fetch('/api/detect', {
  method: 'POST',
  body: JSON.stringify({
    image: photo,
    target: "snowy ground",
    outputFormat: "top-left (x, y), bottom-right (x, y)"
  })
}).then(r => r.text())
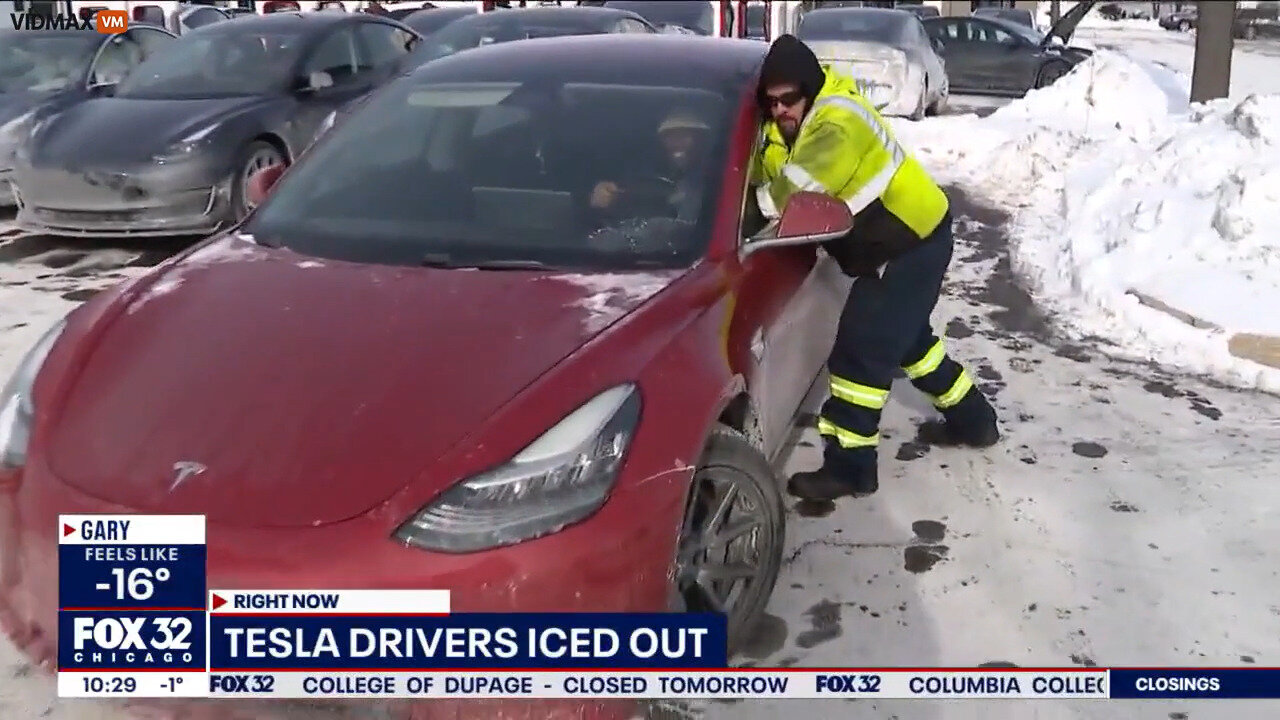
top-left (899, 32), bottom-right (1280, 394)
top-left (3, 14), bottom-right (1280, 720)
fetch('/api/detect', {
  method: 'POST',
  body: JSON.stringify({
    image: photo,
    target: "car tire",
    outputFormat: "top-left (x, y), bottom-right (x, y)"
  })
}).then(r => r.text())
top-left (231, 140), bottom-right (288, 222)
top-left (1244, 25), bottom-right (1257, 41)
top-left (673, 424), bottom-right (785, 656)
top-left (1178, 20), bottom-right (1191, 32)
top-left (909, 84), bottom-right (927, 121)
top-left (1035, 61), bottom-right (1071, 89)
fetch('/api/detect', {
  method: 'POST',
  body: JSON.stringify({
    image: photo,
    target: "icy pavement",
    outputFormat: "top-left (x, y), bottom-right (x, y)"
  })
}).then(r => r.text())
top-left (2, 188), bottom-right (1279, 719)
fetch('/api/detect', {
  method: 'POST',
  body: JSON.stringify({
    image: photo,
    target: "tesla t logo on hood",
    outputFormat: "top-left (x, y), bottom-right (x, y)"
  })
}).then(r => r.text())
top-left (169, 461), bottom-right (207, 492)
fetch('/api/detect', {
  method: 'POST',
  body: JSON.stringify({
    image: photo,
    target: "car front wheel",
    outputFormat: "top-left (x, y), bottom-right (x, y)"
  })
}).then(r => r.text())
top-left (672, 425), bottom-right (785, 655)
top-left (232, 140), bottom-right (287, 221)
top-left (1035, 61), bottom-right (1071, 89)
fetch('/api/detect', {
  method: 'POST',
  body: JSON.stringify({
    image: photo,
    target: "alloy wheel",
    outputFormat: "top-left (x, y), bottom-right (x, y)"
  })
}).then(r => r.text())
top-left (239, 146), bottom-right (285, 216)
top-left (673, 464), bottom-right (779, 623)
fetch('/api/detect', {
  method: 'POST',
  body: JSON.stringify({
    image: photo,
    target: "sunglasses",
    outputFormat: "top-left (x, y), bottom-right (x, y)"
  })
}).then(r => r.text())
top-left (764, 90), bottom-right (805, 109)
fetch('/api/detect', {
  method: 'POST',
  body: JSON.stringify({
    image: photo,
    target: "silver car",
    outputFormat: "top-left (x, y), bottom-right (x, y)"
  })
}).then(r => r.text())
top-left (796, 6), bottom-right (948, 120)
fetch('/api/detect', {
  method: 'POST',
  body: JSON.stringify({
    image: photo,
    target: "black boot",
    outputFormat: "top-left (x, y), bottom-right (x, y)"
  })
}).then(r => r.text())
top-left (941, 389), bottom-right (1000, 448)
top-left (788, 461), bottom-right (878, 501)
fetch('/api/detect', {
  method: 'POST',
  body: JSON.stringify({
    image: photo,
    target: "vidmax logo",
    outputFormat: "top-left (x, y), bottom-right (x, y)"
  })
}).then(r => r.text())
top-left (95, 9), bottom-right (128, 34)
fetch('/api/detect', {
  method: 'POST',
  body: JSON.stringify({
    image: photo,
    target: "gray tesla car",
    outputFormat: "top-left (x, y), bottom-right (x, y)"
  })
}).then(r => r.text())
top-left (0, 25), bottom-right (177, 207)
top-left (11, 11), bottom-right (421, 238)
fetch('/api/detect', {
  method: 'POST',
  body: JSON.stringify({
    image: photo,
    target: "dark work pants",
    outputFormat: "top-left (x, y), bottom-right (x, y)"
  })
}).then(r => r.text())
top-left (818, 213), bottom-right (979, 477)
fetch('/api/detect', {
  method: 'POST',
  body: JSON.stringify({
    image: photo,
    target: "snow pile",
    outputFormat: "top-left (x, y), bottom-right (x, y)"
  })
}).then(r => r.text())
top-left (893, 50), bottom-right (1280, 393)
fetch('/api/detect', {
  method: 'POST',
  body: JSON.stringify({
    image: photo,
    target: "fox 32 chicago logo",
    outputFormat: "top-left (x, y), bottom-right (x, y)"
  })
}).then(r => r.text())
top-left (9, 8), bottom-right (128, 34)
top-left (70, 616), bottom-right (196, 666)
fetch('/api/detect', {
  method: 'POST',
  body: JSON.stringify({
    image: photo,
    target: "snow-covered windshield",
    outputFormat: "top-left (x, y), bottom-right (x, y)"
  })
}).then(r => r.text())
top-left (603, 1), bottom-right (714, 35)
top-left (0, 32), bottom-right (100, 93)
top-left (797, 10), bottom-right (911, 44)
top-left (246, 73), bottom-right (734, 270)
top-left (115, 29), bottom-right (304, 99)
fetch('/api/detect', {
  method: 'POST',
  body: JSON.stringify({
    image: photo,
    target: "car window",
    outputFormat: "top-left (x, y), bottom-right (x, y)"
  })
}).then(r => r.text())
top-left (128, 26), bottom-right (175, 57)
top-left (928, 18), bottom-right (966, 42)
top-left (115, 29), bottom-right (305, 98)
top-left (971, 21), bottom-right (1015, 44)
top-left (301, 27), bottom-right (359, 83)
top-left (0, 32), bottom-right (101, 92)
top-left (355, 22), bottom-right (414, 70)
top-left (246, 76), bottom-right (735, 270)
top-left (797, 10), bottom-right (911, 43)
top-left (618, 18), bottom-right (653, 33)
top-left (183, 7), bottom-right (228, 30)
top-left (603, 1), bottom-right (716, 35)
top-left (90, 33), bottom-right (145, 86)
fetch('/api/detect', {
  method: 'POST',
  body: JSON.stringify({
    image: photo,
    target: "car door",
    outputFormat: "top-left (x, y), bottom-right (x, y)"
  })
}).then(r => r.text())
top-left (127, 24), bottom-right (178, 60)
top-left (975, 20), bottom-right (1043, 94)
top-left (286, 25), bottom-right (377, 153)
top-left (354, 19), bottom-right (419, 79)
top-left (86, 31), bottom-right (148, 89)
top-left (924, 18), bottom-right (975, 92)
top-left (731, 130), bottom-right (847, 458)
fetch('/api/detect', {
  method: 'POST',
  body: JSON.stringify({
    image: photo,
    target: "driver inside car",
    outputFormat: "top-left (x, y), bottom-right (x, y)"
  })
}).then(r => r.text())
top-left (588, 107), bottom-right (711, 223)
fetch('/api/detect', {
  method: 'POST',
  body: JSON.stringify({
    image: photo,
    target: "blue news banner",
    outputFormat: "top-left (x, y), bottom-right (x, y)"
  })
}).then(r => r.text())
top-left (53, 514), bottom-right (1280, 701)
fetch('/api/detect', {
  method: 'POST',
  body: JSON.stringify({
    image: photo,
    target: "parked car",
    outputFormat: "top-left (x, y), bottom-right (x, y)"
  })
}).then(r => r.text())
top-left (1158, 6), bottom-right (1197, 32)
top-left (924, 0), bottom-right (1096, 97)
top-left (0, 37), bottom-right (856, 717)
top-left (10, 11), bottom-right (422, 238)
top-left (401, 5), bottom-right (478, 36)
top-left (0, 25), bottom-right (177, 208)
top-left (602, 0), bottom-right (718, 35)
top-left (972, 6), bottom-right (1039, 32)
top-left (125, 3), bottom-right (235, 34)
top-left (1097, 1), bottom-right (1151, 21)
top-left (403, 6), bottom-right (657, 67)
top-left (1234, 6), bottom-right (1280, 41)
top-left (898, 4), bottom-right (940, 20)
top-left (795, 7), bottom-right (948, 119)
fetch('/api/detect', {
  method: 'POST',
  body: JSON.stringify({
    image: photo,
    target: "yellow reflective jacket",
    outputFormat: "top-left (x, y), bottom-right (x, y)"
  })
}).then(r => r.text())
top-left (752, 67), bottom-right (949, 266)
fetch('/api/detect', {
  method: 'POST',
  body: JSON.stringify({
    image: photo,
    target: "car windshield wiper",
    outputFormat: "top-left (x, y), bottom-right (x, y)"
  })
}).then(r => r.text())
top-left (420, 253), bottom-right (552, 270)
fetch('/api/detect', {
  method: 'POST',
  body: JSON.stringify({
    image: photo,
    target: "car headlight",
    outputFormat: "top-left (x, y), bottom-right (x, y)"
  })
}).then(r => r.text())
top-left (394, 383), bottom-right (642, 553)
top-left (156, 125), bottom-right (217, 160)
top-left (0, 318), bottom-right (66, 470)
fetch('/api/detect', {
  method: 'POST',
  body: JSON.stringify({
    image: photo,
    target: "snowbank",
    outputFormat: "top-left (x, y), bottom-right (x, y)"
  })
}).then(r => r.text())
top-left (893, 50), bottom-right (1280, 393)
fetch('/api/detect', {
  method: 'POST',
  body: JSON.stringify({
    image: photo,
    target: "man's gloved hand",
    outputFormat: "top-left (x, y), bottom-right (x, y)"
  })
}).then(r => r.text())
top-left (590, 181), bottom-right (623, 210)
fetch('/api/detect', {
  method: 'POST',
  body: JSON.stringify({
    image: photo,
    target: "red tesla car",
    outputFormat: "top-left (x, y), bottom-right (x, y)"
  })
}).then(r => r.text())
top-left (0, 35), bottom-right (855, 718)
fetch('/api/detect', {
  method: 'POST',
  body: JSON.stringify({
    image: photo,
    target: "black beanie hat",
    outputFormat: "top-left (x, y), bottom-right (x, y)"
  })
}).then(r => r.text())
top-left (757, 34), bottom-right (826, 115)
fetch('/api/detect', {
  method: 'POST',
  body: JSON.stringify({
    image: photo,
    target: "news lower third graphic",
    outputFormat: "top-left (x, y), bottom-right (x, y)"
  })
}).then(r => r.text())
top-left (54, 514), bottom-right (1280, 701)
top-left (57, 514), bottom-right (207, 698)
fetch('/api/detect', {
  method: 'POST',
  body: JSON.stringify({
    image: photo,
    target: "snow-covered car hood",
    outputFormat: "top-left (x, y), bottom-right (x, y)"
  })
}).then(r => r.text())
top-left (42, 235), bottom-right (683, 528)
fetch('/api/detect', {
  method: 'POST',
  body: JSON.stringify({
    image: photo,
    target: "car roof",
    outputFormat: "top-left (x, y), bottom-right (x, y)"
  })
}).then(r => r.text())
top-left (408, 33), bottom-right (765, 88)
top-left (804, 6), bottom-right (913, 17)
top-left (450, 6), bottom-right (647, 23)
top-left (192, 10), bottom-right (387, 34)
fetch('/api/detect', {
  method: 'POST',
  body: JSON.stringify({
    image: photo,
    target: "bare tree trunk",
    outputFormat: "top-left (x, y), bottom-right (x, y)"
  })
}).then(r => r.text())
top-left (1050, 0), bottom-right (1061, 25)
top-left (1190, 0), bottom-right (1235, 103)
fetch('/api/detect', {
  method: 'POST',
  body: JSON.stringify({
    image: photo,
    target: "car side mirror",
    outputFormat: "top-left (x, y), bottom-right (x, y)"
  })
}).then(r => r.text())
top-left (742, 191), bottom-right (854, 258)
top-left (297, 70), bottom-right (335, 95)
top-left (246, 164), bottom-right (287, 208)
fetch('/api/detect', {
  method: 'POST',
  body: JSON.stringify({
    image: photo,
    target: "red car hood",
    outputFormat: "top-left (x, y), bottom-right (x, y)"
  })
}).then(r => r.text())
top-left (47, 237), bottom-right (682, 528)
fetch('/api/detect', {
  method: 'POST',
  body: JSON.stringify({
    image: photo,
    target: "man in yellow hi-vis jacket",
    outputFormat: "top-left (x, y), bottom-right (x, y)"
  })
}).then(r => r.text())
top-left (753, 35), bottom-right (1000, 501)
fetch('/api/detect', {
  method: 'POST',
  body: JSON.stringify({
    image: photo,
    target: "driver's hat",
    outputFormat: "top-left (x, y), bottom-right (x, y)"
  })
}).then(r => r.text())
top-left (659, 108), bottom-right (711, 135)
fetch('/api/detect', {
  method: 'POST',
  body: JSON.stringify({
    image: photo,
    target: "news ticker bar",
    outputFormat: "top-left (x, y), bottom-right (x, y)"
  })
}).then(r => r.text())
top-left (56, 669), bottom-right (1280, 700)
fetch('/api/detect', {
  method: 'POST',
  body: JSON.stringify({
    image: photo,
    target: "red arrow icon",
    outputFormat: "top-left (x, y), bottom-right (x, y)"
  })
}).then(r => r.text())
top-left (63, 523), bottom-right (75, 537)
top-left (210, 593), bottom-right (226, 611)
